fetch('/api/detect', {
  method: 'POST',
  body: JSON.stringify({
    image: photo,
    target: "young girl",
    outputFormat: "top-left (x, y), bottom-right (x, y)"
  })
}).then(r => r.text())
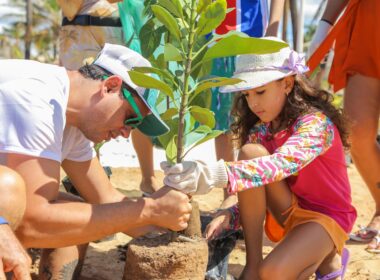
top-left (161, 37), bottom-right (357, 280)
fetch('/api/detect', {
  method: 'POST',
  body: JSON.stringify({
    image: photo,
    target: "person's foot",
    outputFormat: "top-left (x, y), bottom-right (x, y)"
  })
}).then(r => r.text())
top-left (366, 213), bottom-right (380, 252)
top-left (140, 176), bottom-right (160, 195)
top-left (316, 250), bottom-right (342, 277)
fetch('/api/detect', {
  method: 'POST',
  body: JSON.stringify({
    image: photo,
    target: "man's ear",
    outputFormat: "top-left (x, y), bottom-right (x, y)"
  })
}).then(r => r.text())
top-left (103, 75), bottom-right (123, 95)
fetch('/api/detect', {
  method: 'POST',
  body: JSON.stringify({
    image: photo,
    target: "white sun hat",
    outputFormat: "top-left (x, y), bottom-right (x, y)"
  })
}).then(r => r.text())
top-left (93, 43), bottom-right (169, 137)
top-left (219, 37), bottom-right (309, 93)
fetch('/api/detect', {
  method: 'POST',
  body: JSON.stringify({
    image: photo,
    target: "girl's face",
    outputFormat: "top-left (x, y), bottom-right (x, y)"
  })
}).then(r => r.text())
top-left (241, 77), bottom-right (294, 125)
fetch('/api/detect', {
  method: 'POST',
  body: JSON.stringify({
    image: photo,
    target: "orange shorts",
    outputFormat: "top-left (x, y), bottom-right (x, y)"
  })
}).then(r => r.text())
top-left (264, 197), bottom-right (348, 255)
top-left (308, 0), bottom-right (380, 92)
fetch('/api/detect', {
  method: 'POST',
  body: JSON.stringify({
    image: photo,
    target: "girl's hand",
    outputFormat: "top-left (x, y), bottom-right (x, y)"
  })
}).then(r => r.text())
top-left (204, 209), bottom-right (232, 240)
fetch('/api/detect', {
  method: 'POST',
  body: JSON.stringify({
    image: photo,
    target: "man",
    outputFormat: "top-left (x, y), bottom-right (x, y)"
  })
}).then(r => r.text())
top-left (0, 43), bottom-right (192, 278)
top-left (0, 166), bottom-right (31, 280)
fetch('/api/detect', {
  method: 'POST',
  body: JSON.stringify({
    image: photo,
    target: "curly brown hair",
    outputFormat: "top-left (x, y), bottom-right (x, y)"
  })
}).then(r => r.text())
top-left (230, 75), bottom-right (350, 149)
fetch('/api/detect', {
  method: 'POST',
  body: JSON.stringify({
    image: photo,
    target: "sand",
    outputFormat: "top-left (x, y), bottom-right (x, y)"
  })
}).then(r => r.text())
top-left (30, 164), bottom-right (379, 279)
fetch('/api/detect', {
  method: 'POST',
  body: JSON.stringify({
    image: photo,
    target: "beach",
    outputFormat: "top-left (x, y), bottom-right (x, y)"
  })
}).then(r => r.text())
top-left (30, 139), bottom-right (378, 280)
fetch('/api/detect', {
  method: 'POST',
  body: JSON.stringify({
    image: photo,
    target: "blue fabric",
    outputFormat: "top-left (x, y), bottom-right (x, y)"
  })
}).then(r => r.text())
top-left (201, 215), bottom-right (241, 280)
top-left (0, 216), bottom-right (9, 225)
top-left (241, 0), bottom-right (264, 37)
top-left (211, 0), bottom-right (266, 131)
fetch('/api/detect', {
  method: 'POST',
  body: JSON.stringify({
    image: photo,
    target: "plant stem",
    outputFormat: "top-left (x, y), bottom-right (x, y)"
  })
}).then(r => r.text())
top-left (176, 0), bottom-right (197, 163)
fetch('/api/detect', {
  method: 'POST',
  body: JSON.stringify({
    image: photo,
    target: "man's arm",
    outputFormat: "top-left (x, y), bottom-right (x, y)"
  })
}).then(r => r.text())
top-left (265, 0), bottom-right (286, 37)
top-left (6, 154), bottom-right (191, 248)
top-left (62, 157), bottom-right (164, 237)
top-left (320, 0), bottom-right (349, 24)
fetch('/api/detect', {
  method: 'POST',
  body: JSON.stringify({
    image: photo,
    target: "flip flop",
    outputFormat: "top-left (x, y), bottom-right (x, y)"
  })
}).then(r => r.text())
top-left (349, 225), bottom-right (378, 242)
top-left (365, 235), bottom-right (380, 254)
top-left (316, 248), bottom-right (350, 280)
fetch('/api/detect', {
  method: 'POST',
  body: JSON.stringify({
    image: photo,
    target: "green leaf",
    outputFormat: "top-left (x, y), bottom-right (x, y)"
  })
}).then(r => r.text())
top-left (194, 130), bottom-right (223, 146)
top-left (193, 125), bottom-right (212, 134)
top-left (189, 106), bottom-right (215, 128)
top-left (128, 70), bottom-right (174, 100)
top-left (158, 0), bottom-right (183, 18)
top-left (194, 77), bottom-right (242, 95)
top-left (151, 5), bottom-right (181, 40)
top-left (196, 0), bottom-right (212, 13)
top-left (156, 53), bottom-right (166, 69)
top-left (133, 66), bottom-right (175, 85)
top-left (226, 7), bottom-right (235, 14)
top-left (164, 43), bottom-right (183, 61)
top-left (183, 126), bottom-right (223, 156)
top-left (196, 0), bottom-right (227, 36)
top-left (160, 107), bottom-right (178, 120)
top-left (139, 19), bottom-right (162, 58)
top-left (203, 35), bottom-right (288, 62)
top-left (156, 118), bottom-right (179, 148)
top-left (189, 88), bottom-right (212, 108)
top-left (165, 134), bottom-right (177, 163)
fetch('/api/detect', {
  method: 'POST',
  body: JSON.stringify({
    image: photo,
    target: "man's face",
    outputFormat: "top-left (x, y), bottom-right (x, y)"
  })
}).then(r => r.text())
top-left (79, 77), bottom-right (150, 143)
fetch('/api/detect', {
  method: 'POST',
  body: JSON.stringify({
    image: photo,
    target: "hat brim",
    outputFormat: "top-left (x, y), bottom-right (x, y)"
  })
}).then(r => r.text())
top-left (137, 96), bottom-right (170, 137)
top-left (219, 69), bottom-right (295, 93)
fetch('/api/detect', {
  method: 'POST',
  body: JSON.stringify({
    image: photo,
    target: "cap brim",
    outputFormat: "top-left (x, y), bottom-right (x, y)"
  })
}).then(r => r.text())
top-left (137, 112), bottom-right (169, 137)
top-left (136, 95), bottom-right (169, 137)
top-left (219, 70), bottom-right (295, 93)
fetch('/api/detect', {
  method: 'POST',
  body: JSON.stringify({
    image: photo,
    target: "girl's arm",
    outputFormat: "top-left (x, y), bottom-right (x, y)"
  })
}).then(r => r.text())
top-left (225, 112), bottom-right (335, 195)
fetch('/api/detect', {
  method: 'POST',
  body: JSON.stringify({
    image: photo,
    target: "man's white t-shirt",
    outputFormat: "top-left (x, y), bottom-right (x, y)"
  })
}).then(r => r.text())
top-left (0, 59), bottom-right (95, 162)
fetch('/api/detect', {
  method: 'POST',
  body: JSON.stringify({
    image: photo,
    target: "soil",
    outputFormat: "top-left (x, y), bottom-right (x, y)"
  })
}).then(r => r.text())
top-left (30, 165), bottom-right (380, 280)
top-left (124, 234), bottom-right (208, 280)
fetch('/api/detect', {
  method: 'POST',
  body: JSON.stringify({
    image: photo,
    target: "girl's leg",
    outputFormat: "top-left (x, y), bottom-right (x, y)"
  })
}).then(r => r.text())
top-left (237, 144), bottom-right (287, 280)
top-left (237, 144), bottom-right (267, 279)
top-left (344, 74), bottom-right (380, 247)
top-left (259, 222), bottom-right (337, 280)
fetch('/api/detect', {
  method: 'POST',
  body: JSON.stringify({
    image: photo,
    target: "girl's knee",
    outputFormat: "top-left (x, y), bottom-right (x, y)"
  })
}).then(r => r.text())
top-left (238, 144), bottom-right (269, 160)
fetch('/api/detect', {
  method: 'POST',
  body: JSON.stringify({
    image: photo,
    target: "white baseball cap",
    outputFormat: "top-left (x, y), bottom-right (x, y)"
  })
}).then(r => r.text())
top-left (220, 37), bottom-right (309, 93)
top-left (93, 43), bottom-right (169, 137)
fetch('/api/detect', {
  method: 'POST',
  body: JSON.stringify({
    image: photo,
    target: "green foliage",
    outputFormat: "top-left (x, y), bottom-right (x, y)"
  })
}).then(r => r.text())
top-left (131, 0), bottom-right (288, 163)
top-left (0, 0), bottom-right (61, 61)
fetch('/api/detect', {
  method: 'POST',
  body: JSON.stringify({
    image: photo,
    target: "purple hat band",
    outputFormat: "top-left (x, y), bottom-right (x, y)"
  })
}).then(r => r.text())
top-left (234, 50), bottom-right (309, 75)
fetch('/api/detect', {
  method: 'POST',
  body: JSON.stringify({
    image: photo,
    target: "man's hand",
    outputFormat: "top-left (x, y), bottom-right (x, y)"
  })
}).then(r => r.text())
top-left (160, 160), bottom-right (228, 195)
top-left (0, 225), bottom-right (31, 280)
top-left (145, 187), bottom-right (192, 231)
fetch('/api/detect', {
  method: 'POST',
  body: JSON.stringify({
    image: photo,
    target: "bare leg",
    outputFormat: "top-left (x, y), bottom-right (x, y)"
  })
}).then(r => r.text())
top-left (0, 165), bottom-right (26, 230)
top-left (39, 244), bottom-right (88, 280)
top-left (131, 129), bottom-right (159, 194)
top-left (39, 192), bottom-right (89, 280)
top-left (236, 144), bottom-right (288, 280)
top-left (259, 223), bottom-right (337, 280)
top-left (344, 74), bottom-right (380, 249)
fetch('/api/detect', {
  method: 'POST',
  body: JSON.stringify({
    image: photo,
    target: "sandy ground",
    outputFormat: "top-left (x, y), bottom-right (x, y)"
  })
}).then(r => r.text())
top-left (30, 164), bottom-right (380, 279)
top-left (80, 165), bottom-right (379, 280)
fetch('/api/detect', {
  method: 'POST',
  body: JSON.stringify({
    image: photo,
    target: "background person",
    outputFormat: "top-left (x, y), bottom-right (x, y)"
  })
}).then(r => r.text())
top-left (307, 0), bottom-right (380, 253)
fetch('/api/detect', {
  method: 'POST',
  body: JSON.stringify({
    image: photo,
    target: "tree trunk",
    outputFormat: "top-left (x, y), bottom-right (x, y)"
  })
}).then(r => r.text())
top-left (25, 0), bottom-right (33, 59)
